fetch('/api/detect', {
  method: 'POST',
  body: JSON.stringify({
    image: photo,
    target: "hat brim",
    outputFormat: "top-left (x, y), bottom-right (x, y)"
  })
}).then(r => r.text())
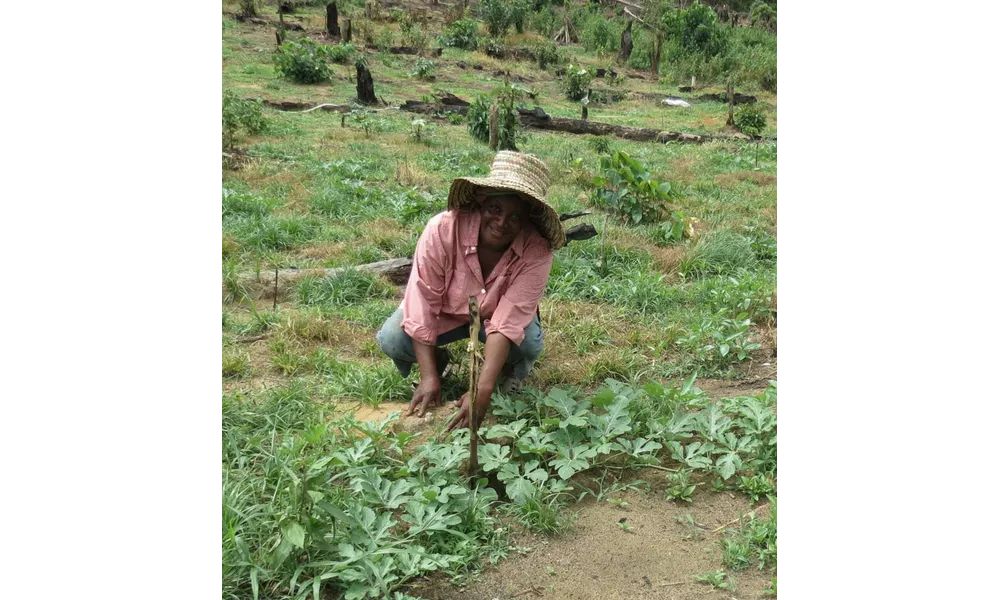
top-left (448, 177), bottom-right (566, 250)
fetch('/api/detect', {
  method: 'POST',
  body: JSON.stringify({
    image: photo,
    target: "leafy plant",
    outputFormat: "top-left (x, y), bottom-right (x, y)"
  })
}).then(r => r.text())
top-left (591, 151), bottom-right (679, 226)
top-left (275, 38), bottom-right (333, 83)
top-left (509, 0), bottom-right (530, 33)
top-left (534, 40), bottom-right (560, 70)
top-left (563, 63), bottom-right (594, 101)
top-left (734, 103), bottom-right (767, 166)
top-left (665, 468), bottom-right (696, 502)
top-left (579, 11), bottom-right (620, 55)
top-left (531, 5), bottom-right (558, 36)
top-left (240, 0), bottom-right (257, 18)
top-left (674, 310), bottom-right (761, 373)
top-left (749, 1), bottom-right (777, 32)
top-left (438, 18), bottom-right (479, 50)
top-left (326, 42), bottom-right (357, 64)
top-left (694, 569), bottom-right (732, 590)
top-left (479, 0), bottom-right (511, 36)
top-left (409, 118), bottom-right (432, 144)
top-left (465, 81), bottom-right (529, 151)
top-left (347, 106), bottom-right (386, 138)
top-left (410, 58), bottom-right (435, 80)
top-left (222, 90), bottom-right (266, 150)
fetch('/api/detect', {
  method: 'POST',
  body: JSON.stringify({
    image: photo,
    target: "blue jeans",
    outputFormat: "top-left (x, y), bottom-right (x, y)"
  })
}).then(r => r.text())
top-left (376, 306), bottom-right (543, 381)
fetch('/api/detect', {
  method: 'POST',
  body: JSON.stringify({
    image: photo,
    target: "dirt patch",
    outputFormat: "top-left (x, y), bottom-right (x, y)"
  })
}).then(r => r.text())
top-left (412, 484), bottom-right (774, 600)
top-left (667, 157), bottom-right (699, 186)
top-left (713, 171), bottom-right (777, 189)
top-left (648, 245), bottom-right (686, 274)
top-left (292, 241), bottom-right (349, 262)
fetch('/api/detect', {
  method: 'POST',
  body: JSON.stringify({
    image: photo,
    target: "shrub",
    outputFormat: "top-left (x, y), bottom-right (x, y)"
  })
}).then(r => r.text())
top-left (439, 18), bottom-right (479, 49)
top-left (509, 0), bottom-right (531, 34)
top-left (591, 150), bottom-right (680, 226)
top-left (534, 40), bottom-right (560, 70)
top-left (479, 0), bottom-right (511, 37)
top-left (661, 1), bottom-right (729, 59)
top-left (563, 63), bottom-right (594, 101)
top-left (531, 6), bottom-right (558, 36)
top-left (466, 81), bottom-right (525, 151)
top-left (239, 0), bottom-right (257, 18)
top-left (734, 103), bottom-right (767, 138)
top-left (401, 23), bottom-right (430, 53)
top-left (275, 38), bottom-right (332, 83)
top-left (749, 1), bottom-right (777, 32)
top-left (580, 12), bottom-right (621, 55)
top-left (410, 58), bottom-right (435, 80)
top-left (222, 90), bottom-right (266, 149)
top-left (326, 42), bottom-right (357, 64)
top-left (483, 37), bottom-right (505, 58)
top-left (467, 95), bottom-right (492, 144)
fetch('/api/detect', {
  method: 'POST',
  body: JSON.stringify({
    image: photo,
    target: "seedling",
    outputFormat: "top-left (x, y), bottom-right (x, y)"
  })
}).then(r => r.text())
top-left (694, 569), bottom-right (731, 590)
top-left (617, 518), bottom-right (634, 533)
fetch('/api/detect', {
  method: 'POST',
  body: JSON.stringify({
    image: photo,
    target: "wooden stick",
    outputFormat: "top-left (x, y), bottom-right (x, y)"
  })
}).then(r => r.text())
top-left (711, 502), bottom-right (772, 533)
top-left (467, 296), bottom-right (481, 478)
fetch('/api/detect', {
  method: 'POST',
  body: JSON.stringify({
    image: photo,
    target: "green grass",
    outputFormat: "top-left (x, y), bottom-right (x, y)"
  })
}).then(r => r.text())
top-left (222, 8), bottom-right (777, 596)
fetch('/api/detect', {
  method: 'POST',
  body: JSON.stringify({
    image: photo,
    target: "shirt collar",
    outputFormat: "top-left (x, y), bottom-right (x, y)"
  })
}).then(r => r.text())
top-left (459, 209), bottom-right (531, 257)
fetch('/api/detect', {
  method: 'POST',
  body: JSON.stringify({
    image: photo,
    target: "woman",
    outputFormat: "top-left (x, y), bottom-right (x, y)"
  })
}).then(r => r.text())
top-left (376, 151), bottom-right (566, 432)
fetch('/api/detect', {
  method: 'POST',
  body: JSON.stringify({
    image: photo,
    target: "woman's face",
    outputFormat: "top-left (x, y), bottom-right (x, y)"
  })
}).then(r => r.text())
top-left (479, 193), bottom-right (528, 250)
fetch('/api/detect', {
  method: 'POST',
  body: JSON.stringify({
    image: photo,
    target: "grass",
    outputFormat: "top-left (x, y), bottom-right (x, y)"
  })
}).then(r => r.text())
top-left (222, 5), bottom-right (777, 597)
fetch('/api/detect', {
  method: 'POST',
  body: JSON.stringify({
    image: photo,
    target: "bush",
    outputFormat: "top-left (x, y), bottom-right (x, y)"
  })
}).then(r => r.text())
top-left (483, 37), bottom-right (505, 58)
top-left (591, 151), bottom-right (680, 226)
top-left (479, 0), bottom-right (511, 37)
top-left (275, 38), bottom-right (332, 83)
top-left (580, 12), bottom-right (621, 55)
top-left (509, 0), bottom-right (531, 34)
top-left (439, 18), bottom-right (479, 49)
top-left (222, 90), bottom-right (266, 149)
top-left (726, 26), bottom-right (776, 92)
top-left (534, 40), bottom-right (560, 70)
top-left (401, 23), bottom-right (430, 53)
top-left (734, 103), bottom-right (767, 138)
top-left (239, 0), bottom-right (257, 18)
top-left (326, 42), bottom-right (357, 64)
top-left (749, 1), bottom-right (777, 32)
top-left (531, 6), bottom-right (558, 36)
top-left (410, 58), bottom-right (435, 80)
top-left (563, 63), bottom-right (594, 101)
top-left (467, 95), bottom-right (491, 144)
top-left (661, 1), bottom-right (729, 59)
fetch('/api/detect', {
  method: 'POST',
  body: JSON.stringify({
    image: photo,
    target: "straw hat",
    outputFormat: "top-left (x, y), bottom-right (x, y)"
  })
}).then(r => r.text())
top-left (447, 151), bottom-right (566, 250)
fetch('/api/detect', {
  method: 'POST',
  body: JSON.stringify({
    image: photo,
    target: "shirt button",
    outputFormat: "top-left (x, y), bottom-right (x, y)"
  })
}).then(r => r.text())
top-left (475, 269), bottom-right (480, 273)
top-left (471, 246), bottom-right (477, 251)
top-left (481, 288), bottom-right (486, 294)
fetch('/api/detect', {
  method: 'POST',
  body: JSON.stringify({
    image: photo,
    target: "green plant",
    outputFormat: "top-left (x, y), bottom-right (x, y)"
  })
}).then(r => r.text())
top-left (222, 90), bottom-right (266, 150)
top-left (591, 151), bottom-right (679, 226)
top-left (734, 103), bottom-right (767, 166)
top-left (410, 58), bottom-right (435, 80)
top-left (721, 502), bottom-right (776, 571)
top-left (661, 1), bottom-right (729, 59)
top-left (326, 42), bottom-right (357, 64)
top-left (409, 118), bottom-right (431, 143)
top-left (509, 0), bottom-right (531, 33)
top-left (297, 269), bottom-right (396, 308)
top-left (465, 81), bottom-right (529, 151)
top-left (466, 95), bottom-right (491, 144)
top-left (617, 519), bottom-right (634, 533)
top-left (680, 230), bottom-right (759, 279)
top-left (665, 468), bottom-right (696, 502)
top-left (694, 569), bottom-right (731, 590)
top-left (749, 1), bottom-right (777, 32)
top-left (737, 473), bottom-right (774, 502)
top-left (274, 38), bottom-right (333, 83)
top-left (446, 112), bottom-right (464, 125)
top-left (579, 11), bottom-right (620, 55)
top-left (240, 0), bottom-right (257, 18)
top-left (223, 350), bottom-right (252, 378)
top-left (438, 18), bottom-right (479, 50)
top-left (534, 40), bottom-right (560, 70)
top-left (531, 6), bottom-right (557, 36)
top-left (401, 24), bottom-right (430, 53)
top-left (563, 63), bottom-right (594, 101)
top-left (674, 310), bottom-right (761, 373)
top-left (587, 136), bottom-right (612, 155)
top-left (347, 106), bottom-right (386, 138)
top-left (483, 37), bottom-right (505, 58)
top-left (479, 0), bottom-right (511, 37)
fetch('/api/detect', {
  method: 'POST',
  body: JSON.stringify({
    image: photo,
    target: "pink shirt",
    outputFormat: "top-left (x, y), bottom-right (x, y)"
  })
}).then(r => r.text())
top-left (401, 209), bottom-right (554, 347)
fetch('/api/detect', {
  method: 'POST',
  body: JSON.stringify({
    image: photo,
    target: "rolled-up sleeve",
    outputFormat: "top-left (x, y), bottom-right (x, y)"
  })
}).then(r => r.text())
top-left (402, 215), bottom-right (449, 345)
top-left (486, 251), bottom-right (553, 346)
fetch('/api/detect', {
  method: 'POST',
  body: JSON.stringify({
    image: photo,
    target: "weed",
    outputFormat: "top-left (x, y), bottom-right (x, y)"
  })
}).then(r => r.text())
top-left (438, 18), bottom-right (479, 50)
top-left (409, 58), bottom-right (435, 81)
top-left (275, 38), bottom-right (333, 84)
top-left (479, 0), bottom-right (511, 37)
top-left (665, 468), bottom-right (696, 502)
top-left (222, 91), bottom-right (266, 149)
top-left (617, 519), bottom-right (634, 533)
top-left (608, 497), bottom-right (630, 510)
top-left (297, 269), bottom-right (396, 308)
top-left (326, 42), bottom-right (357, 64)
top-left (223, 258), bottom-right (251, 304)
top-left (721, 501), bottom-right (776, 571)
top-left (737, 473), bottom-right (775, 502)
top-left (694, 569), bottom-right (732, 590)
top-left (675, 514), bottom-right (706, 540)
top-left (588, 136), bottom-right (612, 155)
top-left (223, 350), bottom-right (252, 379)
top-left (563, 64), bottom-right (594, 101)
top-left (679, 230), bottom-right (758, 279)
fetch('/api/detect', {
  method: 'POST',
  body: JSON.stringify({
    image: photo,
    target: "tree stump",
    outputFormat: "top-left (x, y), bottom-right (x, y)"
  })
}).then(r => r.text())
top-left (344, 19), bottom-right (352, 42)
top-left (356, 62), bottom-right (377, 105)
top-left (488, 104), bottom-right (499, 150)
top-left (618, 20), bottom-right (633, 64)
top-left (326, 2), bottom-right (341, 37)
top-left (275, 28), bottom-right (284, 48)
top-left (650, 32), bottom-right (663, 76)
top-left (279, 1), bottom-right (294, 14)
top-left (582, 105), bottom-right (588, 120)
top-left (726, 82), bottom-right (735, 126)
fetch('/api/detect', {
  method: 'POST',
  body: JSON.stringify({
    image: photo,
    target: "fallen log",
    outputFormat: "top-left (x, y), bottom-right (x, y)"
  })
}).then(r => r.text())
top-left (515, 107), bottom-right (706, 144)
top-left (398, 100), bottom-right (707, 143)
top-left (261, 99), bottom-right (352, 112)
top-left (232, 222), bottom-right (599, 300)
